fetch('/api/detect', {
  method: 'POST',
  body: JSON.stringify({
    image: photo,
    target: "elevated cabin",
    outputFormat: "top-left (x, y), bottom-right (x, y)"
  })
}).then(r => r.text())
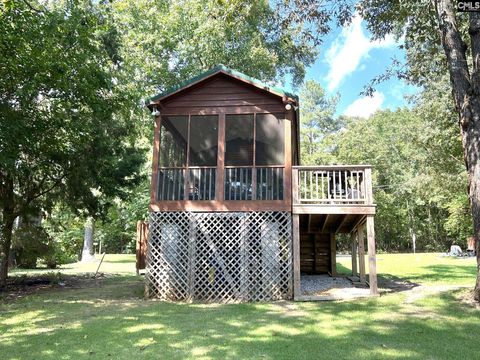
top-left (145, 65), bottom-right (377, 302)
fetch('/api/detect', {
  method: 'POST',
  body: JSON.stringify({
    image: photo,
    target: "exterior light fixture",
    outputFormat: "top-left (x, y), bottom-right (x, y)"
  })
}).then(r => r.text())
top-left (285, 103), bottom-right (292, 111)
top-left (152, 106), bottom-right (160, 116)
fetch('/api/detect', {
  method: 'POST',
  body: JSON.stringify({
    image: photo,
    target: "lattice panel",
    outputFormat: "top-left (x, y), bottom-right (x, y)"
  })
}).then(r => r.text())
top-left (145, 211), bottom-right (292, 302)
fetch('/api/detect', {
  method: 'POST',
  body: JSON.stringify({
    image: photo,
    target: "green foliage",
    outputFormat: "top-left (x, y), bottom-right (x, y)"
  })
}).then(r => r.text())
top-left (12, 223), bottom-right (52, 269)
top-left (299, 80), bottom-right (340, 165)
top-left (298, 72), bottom-right (471, 252)
top-left (0, 0), bottom-right (145, 281)
top-left (43, 206), bottom-right (86, 264)
top-left (95, 179), bottom-right (150, 254)
top-left (328, 100), bottom-right (471, 251)
top-left (112, 0), bottom-right (319, 100)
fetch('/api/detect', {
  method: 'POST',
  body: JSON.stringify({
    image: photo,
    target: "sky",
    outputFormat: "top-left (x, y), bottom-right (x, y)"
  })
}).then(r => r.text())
top-left (287, 14), bottom-right (419, 118)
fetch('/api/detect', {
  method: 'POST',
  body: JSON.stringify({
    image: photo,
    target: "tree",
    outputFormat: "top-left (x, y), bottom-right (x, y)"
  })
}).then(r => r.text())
top-left (111, 0), bottom-right (326, 105)
top-left (0, 1), bottom-right (142, 285)
top-left (355, 0), bottom-right (480, 300)
top-left (332, 104), bottom-right (467, 252)
top-left (283, 0), bottom-right (480, 300)
top-left (299, 80), bottom-right (340, 165)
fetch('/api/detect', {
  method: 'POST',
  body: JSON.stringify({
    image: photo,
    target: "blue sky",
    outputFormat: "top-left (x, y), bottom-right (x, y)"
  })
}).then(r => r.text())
top-left (287, 14), bottom-right (419, 118)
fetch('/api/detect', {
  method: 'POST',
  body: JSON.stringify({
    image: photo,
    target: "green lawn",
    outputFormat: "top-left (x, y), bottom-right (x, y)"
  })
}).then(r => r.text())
top-left (1, 254), bottom-right (478, 360)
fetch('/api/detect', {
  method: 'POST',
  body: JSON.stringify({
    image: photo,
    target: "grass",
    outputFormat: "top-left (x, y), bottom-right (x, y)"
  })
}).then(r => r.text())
top-left (337, 252), bottom-right (477, 286)
top-left (1, 253), bottom-right (478, 360)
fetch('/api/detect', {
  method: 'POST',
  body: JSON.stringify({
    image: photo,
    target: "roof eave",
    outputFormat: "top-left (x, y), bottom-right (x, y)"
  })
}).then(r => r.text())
top-left (147, 65), bottom-right (298, 109)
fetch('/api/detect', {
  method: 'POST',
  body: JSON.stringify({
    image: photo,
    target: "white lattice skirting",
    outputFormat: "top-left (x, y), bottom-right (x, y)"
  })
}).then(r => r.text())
top-left (145, 211), bottom-right (292, 302)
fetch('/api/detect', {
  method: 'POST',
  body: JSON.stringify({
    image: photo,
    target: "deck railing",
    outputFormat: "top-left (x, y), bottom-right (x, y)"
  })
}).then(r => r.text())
top-left (292, 165), bottom-right (373, 205)
top-left (157, 167), bottom-right (216, 201)
top-left (157, 166), bottom-right (284, 201)
top-left (224, 167), bottom-right (284, 200)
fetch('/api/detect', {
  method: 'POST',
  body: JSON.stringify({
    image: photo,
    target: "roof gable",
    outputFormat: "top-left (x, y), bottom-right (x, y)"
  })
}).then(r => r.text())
top-left (149, 65), bottom-right (298, 105)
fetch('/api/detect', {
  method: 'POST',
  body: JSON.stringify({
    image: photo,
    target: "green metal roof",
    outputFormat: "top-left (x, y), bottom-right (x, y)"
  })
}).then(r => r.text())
top-left (149, 64), bottom-right (299, 103)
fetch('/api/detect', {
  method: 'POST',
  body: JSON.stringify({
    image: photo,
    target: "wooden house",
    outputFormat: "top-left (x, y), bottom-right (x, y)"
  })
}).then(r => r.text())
top-left (145, 65), bottom-right (377, 302)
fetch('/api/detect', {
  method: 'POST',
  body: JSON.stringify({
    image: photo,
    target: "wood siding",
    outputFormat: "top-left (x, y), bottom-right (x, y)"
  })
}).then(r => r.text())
top-left (160, 75), bottom-right (285, 113)
top-left (299, 233), bottom-right (331, 274)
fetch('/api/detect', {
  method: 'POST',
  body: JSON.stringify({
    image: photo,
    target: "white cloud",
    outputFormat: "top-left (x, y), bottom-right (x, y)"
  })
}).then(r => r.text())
top-left (324, 15), bottom-right (396, 91)
top-left (343, 92), bottom-right (385, 118)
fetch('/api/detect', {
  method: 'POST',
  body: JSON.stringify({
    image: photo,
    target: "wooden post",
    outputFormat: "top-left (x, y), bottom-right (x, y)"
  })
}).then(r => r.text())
top-left (150, 116), bottom-right (161, 205)
top-left (292, 167), bottom-right (299, 204)
top-left (215, 113), bottom-right (225, 201)
top-left (358, 223), bottom-right (366, 284)
top-left (364, 167), bottom-right (373, 205)
top-left (366, 215), bottom-right (378, 295)
top-left (284, 110), bottom-right (293, 207)
top-left (187, 219), bottom-right (195, 302)
top-left (292, 214), bottom-right (301, 300)
top-left (351, 231), bottom-right (357, 276)
top-left (330, 233), bottom-right (337, 276)
top-left (136, 220), bottom-right (141, 275)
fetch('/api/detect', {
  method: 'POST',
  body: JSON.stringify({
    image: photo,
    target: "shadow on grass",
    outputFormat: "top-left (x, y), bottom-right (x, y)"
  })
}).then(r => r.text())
top-left (405, 264), bottom-right (477, 283)
top-left (1, 274), bottom-right (479, 360)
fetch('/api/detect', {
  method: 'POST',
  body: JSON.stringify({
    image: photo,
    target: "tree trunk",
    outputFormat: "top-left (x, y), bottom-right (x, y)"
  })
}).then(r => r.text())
top-left (462, 106), bottom-right (480, 301)
top-left (0, 215), bottom-right (14, 288)
top-left (467, 6), bottom-right (480, 303)
top-left (435, 0), bottom-right (480, 301)
top-left (81, 217), bottom-right (95, 262)
top-left (0, 173), bottom-right (16, 287)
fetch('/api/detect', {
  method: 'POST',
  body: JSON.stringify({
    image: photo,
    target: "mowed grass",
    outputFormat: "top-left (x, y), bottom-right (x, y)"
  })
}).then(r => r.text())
top-left (337, 252), bottom-right (477, 286)
top-left (1, 254), bottom-right (478, 360)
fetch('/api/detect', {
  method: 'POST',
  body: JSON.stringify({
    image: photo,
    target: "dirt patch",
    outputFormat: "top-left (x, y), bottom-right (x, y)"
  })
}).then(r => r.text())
top-left (404, 284), bottom-right (470, 304)
top-left (0, 273), bottom-right (110, 302)
top-left (457, 289), bottom-right (480, 309)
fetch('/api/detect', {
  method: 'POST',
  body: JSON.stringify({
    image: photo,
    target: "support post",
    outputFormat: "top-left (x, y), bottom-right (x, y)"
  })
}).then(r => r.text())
top-left (358, 223), bottom-right (366, 284)
top-left (366, 215), bottom-right (378, 295)
top-left (330, 233), bottom-right (337, 276)
top-left (292, 214), bottom-right (301, 300)
top-left (351, 231), bottom-right (357, 276)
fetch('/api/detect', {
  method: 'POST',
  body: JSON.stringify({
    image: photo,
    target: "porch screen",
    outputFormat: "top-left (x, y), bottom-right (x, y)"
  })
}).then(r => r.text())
top-left (158, 115), bottom-right (218, 201)
top-left (224, 113), bottom-right (285, 201)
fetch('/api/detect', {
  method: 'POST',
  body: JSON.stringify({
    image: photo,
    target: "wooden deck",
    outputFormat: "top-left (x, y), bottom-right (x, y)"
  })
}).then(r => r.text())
top-left (291, 165), bottom-right (378, 299)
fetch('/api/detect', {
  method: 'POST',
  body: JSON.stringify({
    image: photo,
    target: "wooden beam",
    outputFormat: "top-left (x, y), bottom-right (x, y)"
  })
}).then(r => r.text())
top-left (364, 167), bottom-right (373, 205)
top-left (149, 200), bottom-right (291, 212)
top-left (292, 167), bottom-right (299, 204)
top-left (311, 233), bottom-right (316, 273)
top-left (366, 215), bottom-right (378, 295)
top-left (330, 233), bottom-right (337, 276)
top-left (215, 113), bottom-right (225, 201)
top-left (284, 110), bottom-right (292, 207)
top-left (292, 205), bottom-right (376, 215)
top-left (321, 214), bottom-right (331, 233)
top-left (335, 214), bottom-right (350, 234)
top-left (358, 223), bottom-right (366, 284)
top-left (292, 214), bottom-right (301, 300)
top-left (351, 231), bottom-right (358, 276)
top-left (350, 215), bottom-right (366, 235)
top-left (149, 116), bottom-right (161, 204)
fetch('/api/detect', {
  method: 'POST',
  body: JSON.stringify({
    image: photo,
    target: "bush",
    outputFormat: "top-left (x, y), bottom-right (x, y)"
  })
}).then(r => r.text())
top-left (12, 224), bottom-right (53, 268)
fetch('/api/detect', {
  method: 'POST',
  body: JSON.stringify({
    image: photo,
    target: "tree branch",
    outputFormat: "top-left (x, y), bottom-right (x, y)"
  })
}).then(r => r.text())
top-left (22, 0), bottom-right (45, 14)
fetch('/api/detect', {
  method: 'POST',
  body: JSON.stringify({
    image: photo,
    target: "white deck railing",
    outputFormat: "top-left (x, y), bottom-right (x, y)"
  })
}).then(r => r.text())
top-left (292, 165), bottom-right (373, 205)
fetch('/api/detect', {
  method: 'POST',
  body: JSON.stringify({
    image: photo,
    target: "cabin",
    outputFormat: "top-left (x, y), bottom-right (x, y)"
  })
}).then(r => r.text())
top-left (144, 65), bottom-right (377, 302)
